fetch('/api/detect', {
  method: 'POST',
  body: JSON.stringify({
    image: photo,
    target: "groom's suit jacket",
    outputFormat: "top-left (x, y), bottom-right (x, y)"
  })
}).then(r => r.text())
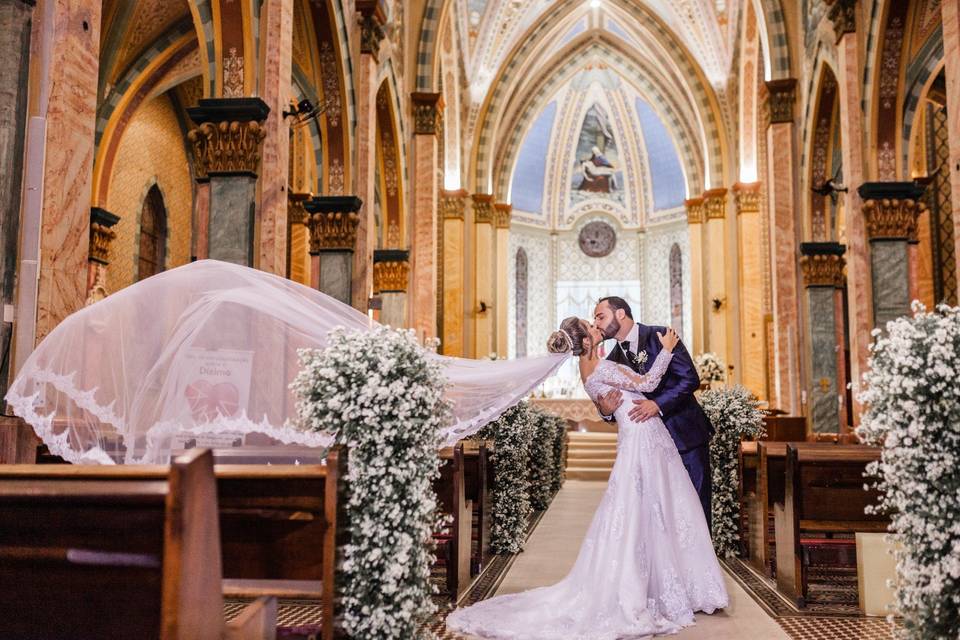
top-left (606, 324), bottom-right (714, 453)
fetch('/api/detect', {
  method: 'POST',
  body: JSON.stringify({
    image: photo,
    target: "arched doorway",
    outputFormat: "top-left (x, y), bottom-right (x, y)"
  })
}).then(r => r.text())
top-left (138, 185), bottom-right (167, 280)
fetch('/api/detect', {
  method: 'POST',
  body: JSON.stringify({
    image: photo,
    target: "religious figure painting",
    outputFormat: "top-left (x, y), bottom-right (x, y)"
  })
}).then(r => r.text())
top-left (570, 103), bottom-right (625, 206)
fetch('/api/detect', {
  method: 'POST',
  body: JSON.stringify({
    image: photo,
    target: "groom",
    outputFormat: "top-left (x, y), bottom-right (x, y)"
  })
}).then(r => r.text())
top-left (593, 296), bottom-right (714, 528)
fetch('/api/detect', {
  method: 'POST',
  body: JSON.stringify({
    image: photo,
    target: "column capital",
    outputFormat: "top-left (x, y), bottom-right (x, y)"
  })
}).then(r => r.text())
top-left (440, 189), bottom-right (468, 220)
top-left (684, 197), bottom-right (705, 224)
top-left (89, 207), bottom-right (120, 265)
top-left (411, 92), bottom-right (444, 135)
top-left (288, 191), bottom-right (312, 225)
top-left (764, 78), bottom-right (798, 124)
top-left (800, 242), bottom-right (847, 288)
top-left (186, 98), bottom-right (271, 179)
top-left (858, 182), bottom-right (927, 240)
top-left (732, 182), bottom-right (762, 214)
top-left (827, 0), bottom-right (857, 43)
top-left (494, 203), bottom-right (512, 229)
top-left (373, 249), bottom-right (410, 293)
top-left (357, 0), bottom-right (386, 59)
top-left (703, 188), bottom-right (729, 220)
top-left (305, 195), bottom-right (363, 253)
top-left (472, 193), bottom-right (494, 224)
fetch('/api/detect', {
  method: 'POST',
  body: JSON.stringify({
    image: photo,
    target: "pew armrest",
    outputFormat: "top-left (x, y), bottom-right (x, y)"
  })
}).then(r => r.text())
top-left (223, 579), bottom-right (322, 600)
top-left (224, 596), bottom-right (277, 640)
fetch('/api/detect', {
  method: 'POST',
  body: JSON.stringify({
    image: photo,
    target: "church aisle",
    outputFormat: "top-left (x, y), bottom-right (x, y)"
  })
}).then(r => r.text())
top-left (458, 479), bottom-right (788, 639)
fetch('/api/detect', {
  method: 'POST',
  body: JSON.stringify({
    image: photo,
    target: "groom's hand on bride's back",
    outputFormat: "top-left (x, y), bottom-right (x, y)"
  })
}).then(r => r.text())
top-left (597, 390), bottom-right (623, 418)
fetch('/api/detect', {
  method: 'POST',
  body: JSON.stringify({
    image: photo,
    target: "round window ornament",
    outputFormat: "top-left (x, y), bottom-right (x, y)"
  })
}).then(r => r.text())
top-left (578, 220), bottom-right (617, 257)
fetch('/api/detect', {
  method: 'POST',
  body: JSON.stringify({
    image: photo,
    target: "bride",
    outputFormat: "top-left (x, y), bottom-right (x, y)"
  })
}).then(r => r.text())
top-left (446, 317), bottom-right (728, 639)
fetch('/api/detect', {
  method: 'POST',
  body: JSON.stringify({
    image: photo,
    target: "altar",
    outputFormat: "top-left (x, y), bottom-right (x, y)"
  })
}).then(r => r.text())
top-left (526, 398), bottom-right (614, 432)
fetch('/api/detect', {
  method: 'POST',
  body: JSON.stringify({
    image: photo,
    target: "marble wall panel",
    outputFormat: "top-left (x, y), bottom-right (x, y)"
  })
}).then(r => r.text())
top-left (870, 240), bottom-right (911, 328)
top-left (807, 286), bottom-right (840, 434)
top-left (319, 250), bottom-right (352, 305)
top-left (209, 176), bottom-right (257, 265)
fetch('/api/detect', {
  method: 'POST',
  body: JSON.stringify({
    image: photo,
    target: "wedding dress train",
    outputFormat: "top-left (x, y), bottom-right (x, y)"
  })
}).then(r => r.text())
top-left (446, 351), bottom-right (729, 639)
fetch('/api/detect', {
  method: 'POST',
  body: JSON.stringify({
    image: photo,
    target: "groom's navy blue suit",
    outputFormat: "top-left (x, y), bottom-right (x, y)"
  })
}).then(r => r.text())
top-left (605, 324), bottom-right (714, 529)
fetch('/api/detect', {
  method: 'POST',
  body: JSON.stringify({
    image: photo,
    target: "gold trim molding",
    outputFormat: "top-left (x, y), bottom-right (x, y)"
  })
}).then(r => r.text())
top-left (703, 188), bottom-right (728, 220)
top-left (494, 203), bottom-right (512, 229)
top-left (684, 197), bottom-right (705, 225)
top-left (733, 182), bottom-right (762, 214)
top-left (472, 193), bottom-right (494, 224)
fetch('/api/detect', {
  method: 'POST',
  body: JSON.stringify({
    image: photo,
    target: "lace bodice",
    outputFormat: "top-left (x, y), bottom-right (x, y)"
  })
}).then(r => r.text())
top-left (583, 350), bottom-right (673, 402)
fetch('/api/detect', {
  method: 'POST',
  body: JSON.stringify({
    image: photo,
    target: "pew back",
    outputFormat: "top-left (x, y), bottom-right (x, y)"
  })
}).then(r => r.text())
top-left (0, 449), bottom-right (223, 640)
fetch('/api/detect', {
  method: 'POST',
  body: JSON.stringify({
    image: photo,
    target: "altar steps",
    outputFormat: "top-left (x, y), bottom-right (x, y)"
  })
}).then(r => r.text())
top-left (565, 432), bottom-right (617, 481)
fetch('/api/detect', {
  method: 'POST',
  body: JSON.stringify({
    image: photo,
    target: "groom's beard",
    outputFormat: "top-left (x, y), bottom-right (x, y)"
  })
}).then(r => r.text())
top-left (602, 317), bottom-right (621, 340)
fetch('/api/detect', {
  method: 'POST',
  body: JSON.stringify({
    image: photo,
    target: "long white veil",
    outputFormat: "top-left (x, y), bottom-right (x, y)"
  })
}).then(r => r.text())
top-left (6, 260), bottom-right (566, 464)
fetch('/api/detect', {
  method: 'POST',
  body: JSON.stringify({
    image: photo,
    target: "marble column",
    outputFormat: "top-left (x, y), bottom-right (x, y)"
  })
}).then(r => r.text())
top-left (0, 0), bottom-right (33, 396)
top-left (942, 0), bottom-right (960, 280)
top-left (32, 0), bottom-right (102, 343)
top-left (410, 92), bottom-right (443, 342)
top-left (764, 78), bottom-right (802, 414)
top-left (734, 182), bottom-right (767, 400)
top-left (84, 207), bottom-right (120, 306)
top-left (684, 197), bottom-right (706, 355)
top-left (472, 194), bottom-right (495, 359)
top-left (703, 188), bottom-right (730, 370)
top-left (800, 242), bottom-right (847, 435)
top-left (352, 1), bottom-right (385, 311)
top-left (373, 249), bottom-right (410, 328)
top-left (304, 195), bottom-right (362, 305)
top-left (858, 182), bottom-right (926, 328)
top-left (494, 203), bottom-right (512, 358)
top-left (833, 12), bottom-right (870, 422)
top-left (187, 98), bottom-right (270, 266)
top-left (257, 0), bottom-right (294, 275)
top-left (441, 190), bottom-right (467, 356)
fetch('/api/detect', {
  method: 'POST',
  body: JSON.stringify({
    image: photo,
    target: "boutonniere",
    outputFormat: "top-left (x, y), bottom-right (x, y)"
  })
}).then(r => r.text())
top-left (633, 350), bottom-right (648, 369)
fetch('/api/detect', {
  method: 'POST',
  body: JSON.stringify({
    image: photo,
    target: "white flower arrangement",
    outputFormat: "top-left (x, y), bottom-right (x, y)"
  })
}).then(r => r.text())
top-left (528, 410), bottom-right (567, 511)
top-left (475, 404), bottom-right (535, 554)
top-left (291, 325), bottom-right (450, 640)
top-left (695, 352), bottom-right (726, 383)
top-left (700, 385), bottom-right (766, 558)
top-left (857, 303), bottom-right (960, 638)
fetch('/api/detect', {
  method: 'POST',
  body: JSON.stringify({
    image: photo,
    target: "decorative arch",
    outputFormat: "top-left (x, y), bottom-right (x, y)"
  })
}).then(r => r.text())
top-left (491, 35), bottom-right (706, 204)
top-left (469, 0), bottom-right (728, 195)
top-left (375, 78), bottom-right (405, 248)
top-left (807, 64), bottom-right (840, 243)
top-left (92, 33), bottom-right (198, 206)
top-left (415, 0), bottom-right (448, 91)
top-left (870, 0), bottom-right (911, 181)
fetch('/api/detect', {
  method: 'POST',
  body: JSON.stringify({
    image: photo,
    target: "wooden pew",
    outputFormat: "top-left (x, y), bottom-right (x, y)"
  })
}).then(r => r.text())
top-left (0, 447), bottom-right (349, 639)
top-left (763, 415), bottom-right (807, 442)
top-left (433, 442), bottom-right (473, 600)
top-left (0, 449), bottom-right (275, 639)
top-left (774, 443), bottom-right (887, 607)
top-left (462, 441), bottom-right (492, 576)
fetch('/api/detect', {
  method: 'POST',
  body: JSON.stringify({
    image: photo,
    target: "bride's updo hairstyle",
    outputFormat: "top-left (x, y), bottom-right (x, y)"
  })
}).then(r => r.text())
top-left (547, 317), bottom-right (592, 356)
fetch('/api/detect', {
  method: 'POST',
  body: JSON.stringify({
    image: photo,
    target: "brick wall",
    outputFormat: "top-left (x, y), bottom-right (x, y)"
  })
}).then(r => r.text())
top-left (105, 93), bottom-right (193, 293)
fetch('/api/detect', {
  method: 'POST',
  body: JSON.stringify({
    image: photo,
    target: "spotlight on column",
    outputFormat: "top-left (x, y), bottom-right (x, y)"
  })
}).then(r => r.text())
top-left (283, 98), bottom-right (323, 128)
top-left (811, 167), bottom-right (848, 205)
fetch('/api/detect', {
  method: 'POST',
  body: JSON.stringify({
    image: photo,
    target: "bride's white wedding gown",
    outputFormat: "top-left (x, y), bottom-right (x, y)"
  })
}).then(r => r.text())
top-left (446, 351), bottom-right (729, 639)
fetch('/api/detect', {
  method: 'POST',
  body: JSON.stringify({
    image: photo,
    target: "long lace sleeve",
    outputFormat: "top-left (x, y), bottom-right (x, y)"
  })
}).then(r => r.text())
top-left (605, 350), bottom-right (674, 393)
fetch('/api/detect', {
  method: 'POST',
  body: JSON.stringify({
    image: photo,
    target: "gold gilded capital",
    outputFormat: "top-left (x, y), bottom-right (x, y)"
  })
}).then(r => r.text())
top-left (800, 253), bottom-right (846, 288)
top-left (733, 182), bottom-right (762, 214)
top-left (440, 189), bottom-right (467, 220)
top-left (373, 256), bottom-right (410, 294)
top-left (288, 192), bottom-right (312, 225)
top-left (472, 193), bottom-right (494, 224)
top-left (862, 198), bottom-right (925, 241)
top-left (411, 92), bottom-right (443, 136)
top-left (494, 203), bottom-right (512, 229)
top-left (703, 188), bottom-right (728, 220)
top-left (684, 197), bottom-right (705, 225)
top-left (89, 207), bottom-right (120, 265)
top-left (307, 211), bottom-right (360, 253)
top-left (765, 78), bottom-right (797, 124)
top-left (187, 120), bottom-right (267, 178)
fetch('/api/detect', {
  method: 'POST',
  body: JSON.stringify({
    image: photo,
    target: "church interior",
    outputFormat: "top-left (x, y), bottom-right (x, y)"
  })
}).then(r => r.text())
top-left (0, 0), bottom-right (959, 638)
